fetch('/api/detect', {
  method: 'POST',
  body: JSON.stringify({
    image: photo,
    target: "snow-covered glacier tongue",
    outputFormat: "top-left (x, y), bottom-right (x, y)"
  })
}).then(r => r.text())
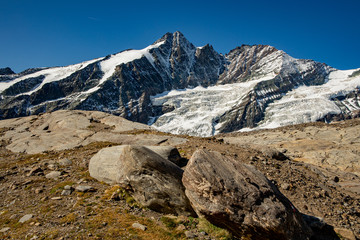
top-left (256, 69), bottom-right (360, 130)
top-left (150, 77), bottom-right (273, 137)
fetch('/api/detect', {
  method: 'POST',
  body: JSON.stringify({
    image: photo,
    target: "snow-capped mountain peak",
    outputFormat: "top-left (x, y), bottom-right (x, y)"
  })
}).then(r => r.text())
top-left (0, 32), bottom-right (359, 137)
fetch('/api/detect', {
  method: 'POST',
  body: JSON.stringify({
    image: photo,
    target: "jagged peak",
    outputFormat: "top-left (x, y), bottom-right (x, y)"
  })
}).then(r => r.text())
top-left (153, 31), bottom-right (194, 49)
top-left (195, 44), bottom-right (219, 57)
top-left (153, 32), bottom-right (173, 44)
top-left (173, 31), bottom-right (184, 38)
top-left (227, 44), bottom-right (279, 57)
top-left (0, 67), bottom-right (15, 75)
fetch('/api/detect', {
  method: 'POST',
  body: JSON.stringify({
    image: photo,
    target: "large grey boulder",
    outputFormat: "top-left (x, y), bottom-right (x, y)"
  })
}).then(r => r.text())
top-left (182, 149), bottom-right (312, 240)
top-left (89, 145), bottom-right (194, 215)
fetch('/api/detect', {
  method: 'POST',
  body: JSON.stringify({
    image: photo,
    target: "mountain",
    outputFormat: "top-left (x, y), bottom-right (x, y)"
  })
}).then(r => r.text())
top-left (0, 31), bottom-right (359, 136)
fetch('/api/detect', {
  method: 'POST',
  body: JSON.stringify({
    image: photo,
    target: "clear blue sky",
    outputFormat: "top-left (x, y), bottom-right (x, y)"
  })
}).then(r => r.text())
top-left (1, 0), bottom-right (359, 73)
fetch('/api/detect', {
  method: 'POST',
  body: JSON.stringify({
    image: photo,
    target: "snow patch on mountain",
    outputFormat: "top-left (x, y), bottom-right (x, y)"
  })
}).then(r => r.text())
top-left (84, 40), bottom-right (165, 94)
top-left (256, 69), bottom-right (360, 130)
top-left (0, 58), bottom-right (103, 95)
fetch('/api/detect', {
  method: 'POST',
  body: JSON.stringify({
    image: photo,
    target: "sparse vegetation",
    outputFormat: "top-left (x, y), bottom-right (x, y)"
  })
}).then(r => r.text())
top-left (160, 216), bottom-right (178, 230)
top-left (198, 218), bottom-right (233, 240)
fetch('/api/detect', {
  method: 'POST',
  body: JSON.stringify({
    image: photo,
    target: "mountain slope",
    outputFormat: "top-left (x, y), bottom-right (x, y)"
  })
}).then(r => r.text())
top-left (0, 31), bottom-right (359, 136)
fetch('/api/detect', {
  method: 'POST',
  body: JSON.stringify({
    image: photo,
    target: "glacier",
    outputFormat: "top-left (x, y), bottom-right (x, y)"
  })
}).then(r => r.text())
top-left (151, 69), bottom-right (360, 137)
top-left (256, 69), bottom-right (360, 130)
top-left (150, 75), bottom-right (274, 137)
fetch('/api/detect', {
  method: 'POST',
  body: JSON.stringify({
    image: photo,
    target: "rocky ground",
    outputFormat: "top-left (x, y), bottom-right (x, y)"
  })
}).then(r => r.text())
top-left (0, 111), bottom-right (359, 239)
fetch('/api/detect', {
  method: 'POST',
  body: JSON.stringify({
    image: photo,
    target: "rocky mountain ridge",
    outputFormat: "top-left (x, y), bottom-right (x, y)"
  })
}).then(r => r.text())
top-left (1, 32), bottom-right (359, 136)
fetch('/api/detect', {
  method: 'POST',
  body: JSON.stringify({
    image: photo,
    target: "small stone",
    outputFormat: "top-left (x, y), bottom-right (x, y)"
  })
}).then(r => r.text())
top-left (314, 191), bottom-right (321, 198)
top-left (77, 178), bottom-right (86, 184)
top-left (45, 171), bottom-right (61, 179)
top-left (35, 188), bottom-right (43, 194)
top-left (19, 214), bottom-right (33, 223)
top-left (321, 190), bottom-right (329, 197)
top-left (281, 183), bottom-right (290, 190)
top-left (185, 230), bottom-right (197, 238)
top-left (51, 197), bottom-right (62, 200)
top-left (176, 224), bottom-right (186, 231)
top-left (35, 222), bottom-right (41, 226)
top-left (47, 164), bottom-right (57, 170)
top-left (110, 192), bottom-right (120, 201)
top-left (27, 167), bottom-right (43, 177)
top-left (75, 185), bottom-right (95, 192)
top-left (0, 227), bottom-right (10, 233)
top-left (61, 189), bottom-right (72, 196)
top-left (64, 185), bottom-right (73, 190)
top-left (23, 179), bottom-right (33, 185)
top-left (8, 199), bottom-right (16, 206)
top-left (58, 158), bottom-right (72, 166)
top-left (102, 222), bottom-right (107, 226)
top-left (199, 231), bottom-right (207, 236)
top-left (132, 222), bottom-right (147, 231)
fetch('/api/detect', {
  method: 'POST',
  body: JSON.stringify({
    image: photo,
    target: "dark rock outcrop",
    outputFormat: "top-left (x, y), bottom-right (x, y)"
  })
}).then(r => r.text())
top-left (182, 149), bottom-right (312, 239)
top-left (89, 145), bottom-right (195, 216)
top-left (0, 67), bottom-right (15, 75)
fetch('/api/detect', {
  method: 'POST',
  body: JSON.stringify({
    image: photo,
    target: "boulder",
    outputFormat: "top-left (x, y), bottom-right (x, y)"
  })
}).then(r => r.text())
top-left (182, 149), bottom-right (312, 239)
top-left (255, 145), bottom-right (289, 161)
top-left (145, 146), bottom-right (186, 167)
top-left (89, 145), bottom-right (194, 215)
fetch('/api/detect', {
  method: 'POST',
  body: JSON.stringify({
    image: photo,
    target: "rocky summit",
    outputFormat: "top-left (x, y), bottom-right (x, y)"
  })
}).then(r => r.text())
top-left (0, 32), bottom-right (359, 137)
top-left (0, 110), bottom-right (360, 239)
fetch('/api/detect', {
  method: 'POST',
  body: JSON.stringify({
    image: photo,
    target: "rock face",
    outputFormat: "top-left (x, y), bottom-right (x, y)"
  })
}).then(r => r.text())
top-left (89, 145), bottom-right (194, 215)
top-left (182, 149), bottom-right (312, 239)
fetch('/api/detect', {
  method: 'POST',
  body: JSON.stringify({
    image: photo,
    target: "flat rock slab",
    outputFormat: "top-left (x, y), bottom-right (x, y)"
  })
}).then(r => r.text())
top-left (89, 145), bottom-right (194, 215)
top-left (132, 223), bottom-right (147, 231)
top-left (75, 185), bottom-right (95, 192)
top-left (0, 227), bottom-right (10, 232)
top-left (58, 158), bottom-right (72, 166)
top-left (182, 149), bottom-right (312, 239)
top-left (0, 110), bottom-right (164, 154)
top-left (19, 214), bottom-right (33, 223)
top-left (45, 171), bottom-right (61, 179)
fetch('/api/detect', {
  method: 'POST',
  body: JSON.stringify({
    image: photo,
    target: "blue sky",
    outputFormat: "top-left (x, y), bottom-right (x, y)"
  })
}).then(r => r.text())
top-left (1, 0), bottom-right (359, 72)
